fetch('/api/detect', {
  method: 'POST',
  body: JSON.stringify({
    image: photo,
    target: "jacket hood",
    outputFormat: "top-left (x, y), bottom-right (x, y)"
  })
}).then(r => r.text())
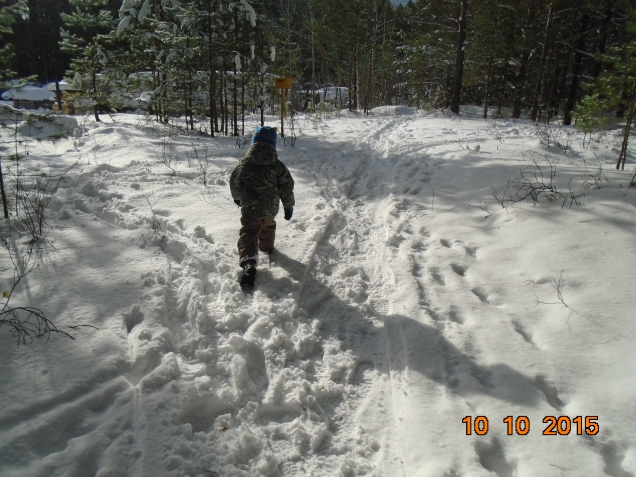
top-left (244, 142), bottom-right (278, 165)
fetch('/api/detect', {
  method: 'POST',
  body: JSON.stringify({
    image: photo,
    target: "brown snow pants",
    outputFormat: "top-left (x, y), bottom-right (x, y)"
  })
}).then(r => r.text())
top-left (238, 216), bottom-right (276, 264)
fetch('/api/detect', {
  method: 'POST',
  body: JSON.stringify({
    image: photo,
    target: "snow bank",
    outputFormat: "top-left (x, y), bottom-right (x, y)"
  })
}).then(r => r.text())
top-left (1, 85), bottom-right (53, 101)
top-left (17, 115), bottom-right (79, 138)
top-left (370, 105), bottom-right (415, 115)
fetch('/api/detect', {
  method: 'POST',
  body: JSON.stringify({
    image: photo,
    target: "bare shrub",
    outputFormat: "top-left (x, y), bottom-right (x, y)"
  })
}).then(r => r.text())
top-left (535, 123), bottom-right (573, 151)
top-left (283, 108), bottom-right (303, 147)
top-left (0, 236), bottom-right (75, 345)
top-left (12, 163), bottom-right (77, 240)
top-left (485, 120), bottom-right (504, 144)
top-left (153, 137), bottom-right (177, 175)
top-left (578, 154), bottom-right (609, 189)
top-left (492, 152), bottom-right (584, 209)
top-left (141, 185), bottom-right (162, 233)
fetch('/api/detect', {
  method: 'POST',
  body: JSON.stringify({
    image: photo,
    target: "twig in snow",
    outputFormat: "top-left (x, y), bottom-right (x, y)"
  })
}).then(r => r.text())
top-left (485, 120), bottom-right (504, 144)
top-left (141, 185), bottom-right (162, 233)
top-left (68, 324), bottom-right (100, 330)
top-left (528, 276), bottom-right (636, 343)
top-left (0, 236), bottom-right (74, 345)
top-left (126, 267), bottom-right (136, 284)
top-left (0, 306), bottom-right (74, 345)
top-left (533, 272), bottom-right (568, 307)
top-left (152, 137), bottom-right (177, 175)
top-left (469, 201), bottom-right (492, 216)
top-left (201, 435), bottom-right (222, 476)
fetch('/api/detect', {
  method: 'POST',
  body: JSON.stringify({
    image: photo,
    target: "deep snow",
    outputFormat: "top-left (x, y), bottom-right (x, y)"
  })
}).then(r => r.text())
top-left (0, 106), bottom-right (635, 477)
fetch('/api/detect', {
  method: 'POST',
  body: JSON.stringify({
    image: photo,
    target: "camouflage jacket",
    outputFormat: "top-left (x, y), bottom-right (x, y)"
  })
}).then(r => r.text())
top-left (230, 143), bottom-right (295, 218)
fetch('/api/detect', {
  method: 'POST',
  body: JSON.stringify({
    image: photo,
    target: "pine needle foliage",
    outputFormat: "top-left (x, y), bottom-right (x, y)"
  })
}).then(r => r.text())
top-left (575, 12), bottom-right (636, 170)
top-left (60, 0), bottom-right (116, 121)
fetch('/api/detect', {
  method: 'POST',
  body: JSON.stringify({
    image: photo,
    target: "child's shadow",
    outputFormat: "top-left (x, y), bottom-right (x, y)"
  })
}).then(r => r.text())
top-left (256, 249), bottom-right (310, 298)
top-left (262, 250), bottom-right (546, 408)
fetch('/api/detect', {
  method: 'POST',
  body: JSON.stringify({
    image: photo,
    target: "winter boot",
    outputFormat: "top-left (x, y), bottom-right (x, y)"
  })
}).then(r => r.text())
top-left (240, 259), bottom-right (257, 290)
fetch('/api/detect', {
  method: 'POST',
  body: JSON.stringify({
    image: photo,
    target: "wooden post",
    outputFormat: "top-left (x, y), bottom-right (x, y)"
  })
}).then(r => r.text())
top-left (281, 87), bottom-right (285, 137)
top-left (275, 78), bottom-right (292, 138)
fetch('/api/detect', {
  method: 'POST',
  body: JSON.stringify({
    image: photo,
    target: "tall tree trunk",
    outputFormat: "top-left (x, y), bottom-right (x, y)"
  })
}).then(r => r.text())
top-left (310, 2), bottom-right (316, 110)
top-left (152, 70), bottom-right (158, 122)
top-left (593, 1), bottom-right (614, 80)
top-left (186, 69), bottom-right (193, 131)
top-left (512, 2), bottom-right (537, 119)
top-left (209, 72), bottom-right (216, 136)
top-left (348, 62), bottom-right (353, 111)
top-left (207, 0), bottom-right (216, 137)
top-left (445, 67), bottom-right (452, 108)
top-left (233, 69), bottom-right (238, 136)
top-left (617, 77), bottom-right (636, 170)
top-left (450, 0), bottom-right (468, 114)
top-left (563, 11), bottom-right (590, 125)
top-left (496, 70), bottom-right (505, 117)
top-left (260, 74), bottom-right (265, 126)
top-left (92, 70), bottom-right (100, 122)
top-left (353, 35), bottom-right (359, 110)
top-left (483, 0), bottom-right (498, 119)
top-left (0, 160), bottom-right (8, 219)
top-left (233, 9), bottom-right (239, 136)
top-left (224, 72), bottom-right (228, 135)
top-left (531, 3), bottom-right (554, 121)
top-left (220, 71), bottom-right (225, 134)
top-left (548, 51), bottom-right (568, 122)
top-left (537, 46), bottom-right (555, 121)
top-left (241, 74), bottom-right (245, 135)
top-left (368, 60), bottom-right (373, 112)
top-left (512, 50), bottom-right (530, 119)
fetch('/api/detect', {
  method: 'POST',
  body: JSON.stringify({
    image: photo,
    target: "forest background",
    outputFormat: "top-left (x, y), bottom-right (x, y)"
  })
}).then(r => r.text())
top-left (0, 0), bottom-right (634, 152)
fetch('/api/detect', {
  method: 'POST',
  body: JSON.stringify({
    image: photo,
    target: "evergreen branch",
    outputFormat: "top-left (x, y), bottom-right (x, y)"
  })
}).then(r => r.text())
top-left (437, 0), bottom-right (460, 23)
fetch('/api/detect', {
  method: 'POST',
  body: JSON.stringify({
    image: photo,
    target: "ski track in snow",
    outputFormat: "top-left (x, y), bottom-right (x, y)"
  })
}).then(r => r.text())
top-left (1, 111), bottom-right (636, 477)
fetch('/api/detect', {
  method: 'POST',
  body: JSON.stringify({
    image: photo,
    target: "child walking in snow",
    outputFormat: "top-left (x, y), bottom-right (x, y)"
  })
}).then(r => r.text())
top-left (230, 126), bottom-right (295, 290)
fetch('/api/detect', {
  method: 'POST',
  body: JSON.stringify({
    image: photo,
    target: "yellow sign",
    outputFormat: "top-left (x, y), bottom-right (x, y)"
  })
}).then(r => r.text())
top-left (275, 78), bottom-right (292, 89)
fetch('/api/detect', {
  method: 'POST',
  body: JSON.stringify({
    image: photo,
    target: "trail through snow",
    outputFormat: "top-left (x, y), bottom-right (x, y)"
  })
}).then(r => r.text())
top-left (1, 109), bottom-right (635, 477)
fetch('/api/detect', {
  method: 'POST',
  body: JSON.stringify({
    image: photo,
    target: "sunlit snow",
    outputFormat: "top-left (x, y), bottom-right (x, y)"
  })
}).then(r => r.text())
top-left (0, 106), bottom-right (635, 476)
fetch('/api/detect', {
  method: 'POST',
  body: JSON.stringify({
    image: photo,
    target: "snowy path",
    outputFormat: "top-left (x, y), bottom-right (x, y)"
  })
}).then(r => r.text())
top-left (1, 110), bottom-right (636, 476)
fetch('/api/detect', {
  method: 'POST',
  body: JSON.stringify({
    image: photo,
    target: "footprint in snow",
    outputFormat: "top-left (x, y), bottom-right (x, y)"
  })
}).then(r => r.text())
top-left (450, 264), bottom-right (466, 277)
top-left (418, 227), bottom-right (430, 237)
top-left (512, 321), bottom-right (535, 347)
top-left (430, 268), bottom-right (446, 286)
top-left (534, 375), bottom-right (565, 411)
top-left (475, 437), bottom-right (517, 477)
top-left (448, 308), bottom-right (463, 324)
top-left (598, 441), bottom-right (635, 477)
top-left (471, 288), bottom-right (490, 304)
top-left (411, 241), bottom-right (427, 252)
top-left (122, 304), bottom-right (144, 333)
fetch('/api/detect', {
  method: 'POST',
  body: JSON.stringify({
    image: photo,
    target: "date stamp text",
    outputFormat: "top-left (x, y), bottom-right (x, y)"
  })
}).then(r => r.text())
top-left (462, 416), bottom-right (599, 436)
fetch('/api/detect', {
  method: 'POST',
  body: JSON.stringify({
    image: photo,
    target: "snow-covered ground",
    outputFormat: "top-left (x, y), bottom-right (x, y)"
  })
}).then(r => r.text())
top-left (1, 107), bottom-right (635, 477)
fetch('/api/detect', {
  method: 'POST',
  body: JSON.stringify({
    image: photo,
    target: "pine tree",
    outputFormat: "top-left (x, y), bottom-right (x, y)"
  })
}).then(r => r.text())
top-left (575, 15), bottom-right (636, 170)
top-left (60, 0), bottom-right (115, 121)
top-left (0, 0), bottom-right (18, 85)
